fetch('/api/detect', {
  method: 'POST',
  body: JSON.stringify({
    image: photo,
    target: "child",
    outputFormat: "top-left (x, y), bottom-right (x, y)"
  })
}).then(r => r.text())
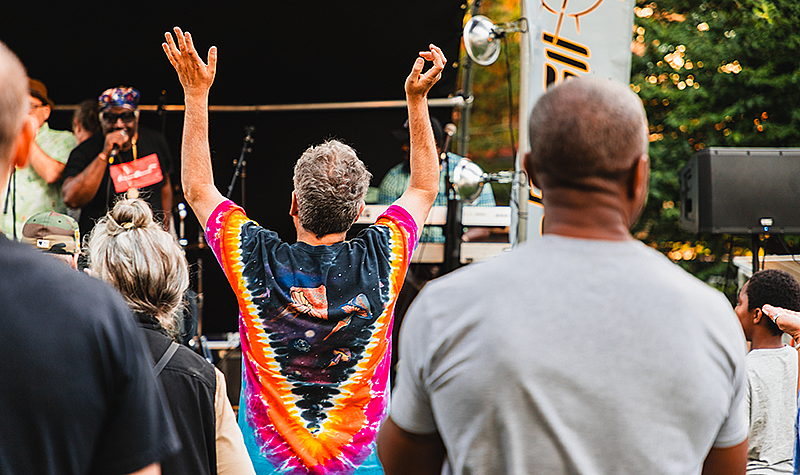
top-left (736, 269), bottom-right (800, 474)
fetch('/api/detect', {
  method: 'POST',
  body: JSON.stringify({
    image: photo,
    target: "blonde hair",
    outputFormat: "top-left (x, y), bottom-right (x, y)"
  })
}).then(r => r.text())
top-left (88, 198), bottom-right (188, 339)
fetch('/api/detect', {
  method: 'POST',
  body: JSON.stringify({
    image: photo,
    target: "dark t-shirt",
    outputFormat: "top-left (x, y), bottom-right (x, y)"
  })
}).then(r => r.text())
top-left (63, 127), bottom-right (172, 237)
top-left (138, 317), bottom-right (217, 475)
top-left (0, 235), bottom-right (180, 475)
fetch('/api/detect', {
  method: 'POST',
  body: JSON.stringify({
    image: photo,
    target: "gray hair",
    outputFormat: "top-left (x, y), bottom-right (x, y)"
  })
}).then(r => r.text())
top-left (0, 41), bottom-right (29, 165)
top-left (87, 199), bottom-right (189, 340)
top-left (293, 139), bottom-right (372, 238)
top-left (528, 76), bottom-right (649, 188)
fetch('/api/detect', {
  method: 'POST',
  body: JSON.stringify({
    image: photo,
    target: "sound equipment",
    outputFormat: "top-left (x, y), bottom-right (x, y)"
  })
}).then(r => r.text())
top-left (679, 148), bottom-right (800, 234)
top-left (356, 205), bottom-right (512, 263)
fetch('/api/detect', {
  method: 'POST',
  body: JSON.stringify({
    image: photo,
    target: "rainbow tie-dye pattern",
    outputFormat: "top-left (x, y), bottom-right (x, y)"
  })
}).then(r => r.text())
top-left (206, 200), bottom-right (417, 474)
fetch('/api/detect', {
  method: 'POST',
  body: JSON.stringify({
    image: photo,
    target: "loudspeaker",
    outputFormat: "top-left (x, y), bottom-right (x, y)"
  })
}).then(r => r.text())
top-left (679, 148), bottom-right (800, 234)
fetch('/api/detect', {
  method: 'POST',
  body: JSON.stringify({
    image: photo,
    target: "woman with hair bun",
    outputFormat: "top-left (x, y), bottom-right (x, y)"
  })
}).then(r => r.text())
top-left (88, 198), bottom-right (254, 475)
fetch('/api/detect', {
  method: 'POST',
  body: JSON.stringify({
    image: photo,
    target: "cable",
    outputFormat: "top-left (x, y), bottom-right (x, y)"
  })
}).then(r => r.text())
top-left (722, 234), bottom-right (734, 298)
top-left (502, 35), bottom-right (517, 158)
top-left (777, 234), bottom-right (800, 267)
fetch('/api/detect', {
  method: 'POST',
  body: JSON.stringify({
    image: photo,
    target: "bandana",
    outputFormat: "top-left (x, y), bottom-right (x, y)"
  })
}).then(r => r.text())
top-left (98, 86), bottom-right (140, 111)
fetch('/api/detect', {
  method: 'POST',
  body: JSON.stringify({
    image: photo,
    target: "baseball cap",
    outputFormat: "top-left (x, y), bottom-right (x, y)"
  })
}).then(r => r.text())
top-left (21, 212), bottom-right (80, 255)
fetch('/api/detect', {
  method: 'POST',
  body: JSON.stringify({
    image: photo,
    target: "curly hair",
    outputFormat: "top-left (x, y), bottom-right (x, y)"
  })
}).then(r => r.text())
top-left (293, 139), bottom-right (372, 238)
top-left (87, 198), bottom-right (189, 340)
top-left (746, 269), bottom-right (800, 337)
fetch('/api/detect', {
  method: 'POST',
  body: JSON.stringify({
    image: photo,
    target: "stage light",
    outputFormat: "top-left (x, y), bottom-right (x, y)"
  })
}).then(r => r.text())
top-left (463, 15), bottom-right (528, 66)
top-left (453, 158), bottom-right (515, 204)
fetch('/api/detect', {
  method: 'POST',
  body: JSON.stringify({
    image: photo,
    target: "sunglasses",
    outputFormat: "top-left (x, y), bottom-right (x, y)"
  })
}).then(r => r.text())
top-left (100, 110), bottom-right (138, 124)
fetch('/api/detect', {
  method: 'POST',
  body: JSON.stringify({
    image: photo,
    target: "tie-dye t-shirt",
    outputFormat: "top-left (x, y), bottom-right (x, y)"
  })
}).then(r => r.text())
top-left (205, 199), bottom-right (418, 475)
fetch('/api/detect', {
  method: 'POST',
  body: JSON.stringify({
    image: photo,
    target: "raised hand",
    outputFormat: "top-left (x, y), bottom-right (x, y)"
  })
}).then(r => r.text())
top-left (762, 304), bottom-right (800, 341)
top-left (162, 27), bottom-right (217, 96)
top-left (405, 44), bottom-right (447, 100)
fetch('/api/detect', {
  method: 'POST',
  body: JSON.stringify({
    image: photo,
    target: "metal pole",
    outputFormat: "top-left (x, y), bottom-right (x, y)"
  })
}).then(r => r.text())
top-left (456, 0), bottom-right (482, 157)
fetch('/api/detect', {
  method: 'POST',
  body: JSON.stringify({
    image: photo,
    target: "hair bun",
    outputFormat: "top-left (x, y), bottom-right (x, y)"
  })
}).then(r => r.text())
top-left (111, 198), bottom-right (155, 231)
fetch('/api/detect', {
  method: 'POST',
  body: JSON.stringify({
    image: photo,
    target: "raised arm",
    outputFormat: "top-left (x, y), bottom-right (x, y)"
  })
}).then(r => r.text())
top-left (162, 27), bottom-right (222, 229)
top-left (393, 45), bottom-right (446, 231)
top-left (27, 142), bottom-right (65, 184)
top-left (763, 304), bottom-right (800, 342)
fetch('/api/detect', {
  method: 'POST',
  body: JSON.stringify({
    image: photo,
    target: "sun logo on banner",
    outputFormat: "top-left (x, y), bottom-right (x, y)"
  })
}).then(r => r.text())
top-left (538, 0), bottom-right (617, 88)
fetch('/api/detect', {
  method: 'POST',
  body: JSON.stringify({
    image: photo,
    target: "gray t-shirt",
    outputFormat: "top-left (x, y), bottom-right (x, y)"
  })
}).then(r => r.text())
top-left (391, 234), bottom-right (748, 475)
top-left (746, 346), bottom-right (798, 474)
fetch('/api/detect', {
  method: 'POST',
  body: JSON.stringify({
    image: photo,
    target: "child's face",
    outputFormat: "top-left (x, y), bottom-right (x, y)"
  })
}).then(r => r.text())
top-left (735, 282), bottom-right (755, 341)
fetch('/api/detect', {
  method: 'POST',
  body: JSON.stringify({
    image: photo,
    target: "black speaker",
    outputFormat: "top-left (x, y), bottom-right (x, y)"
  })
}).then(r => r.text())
top-left (679, 148), bottom-right (800, 234)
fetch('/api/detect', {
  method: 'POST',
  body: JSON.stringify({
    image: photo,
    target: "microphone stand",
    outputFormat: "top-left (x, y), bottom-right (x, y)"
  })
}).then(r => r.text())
top-left (442, 126), bottom-right (462, 274)
top-left (157, 89), bottom-right (167, 136)
top-left (227, 126), bottom-right (255, 205)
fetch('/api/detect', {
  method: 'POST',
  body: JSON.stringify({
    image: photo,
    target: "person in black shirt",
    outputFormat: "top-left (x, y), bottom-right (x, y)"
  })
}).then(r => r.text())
top-left (0, 39), bottom-right (179, 475)
top-left (87, 197), bottom-right (255, 475)
top-left (63, 86), bottom-right (172, 237)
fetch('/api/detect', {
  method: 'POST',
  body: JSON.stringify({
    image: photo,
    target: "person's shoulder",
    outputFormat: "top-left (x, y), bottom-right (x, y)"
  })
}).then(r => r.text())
top-left (167, 342), bottom-right (217, 387)
top-left (68, 134), bottom-right (104, 159)
top-left (141, 327), bottom-right (216, 384)
top-left (45, 125), bottom-right (78, 142)
top-left (358, 204), bottom-right (416, 243)
top-left (0, 237), bottom-right (131, 323)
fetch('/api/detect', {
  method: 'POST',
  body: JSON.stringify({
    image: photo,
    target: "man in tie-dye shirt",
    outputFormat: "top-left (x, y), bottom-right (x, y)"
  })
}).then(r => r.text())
top-left (163, 27), bottom-right (446, 474)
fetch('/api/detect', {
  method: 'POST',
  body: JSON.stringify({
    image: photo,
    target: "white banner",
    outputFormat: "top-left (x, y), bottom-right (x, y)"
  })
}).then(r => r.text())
top-left (512, 0), bottom-right (636, 243)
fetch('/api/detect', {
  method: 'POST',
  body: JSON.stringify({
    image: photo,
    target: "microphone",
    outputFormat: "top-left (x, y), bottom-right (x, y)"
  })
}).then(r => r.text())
top-left (107, 144), bottom-right (120, 163)
top-left (440, 123), bottom-right (457, 163)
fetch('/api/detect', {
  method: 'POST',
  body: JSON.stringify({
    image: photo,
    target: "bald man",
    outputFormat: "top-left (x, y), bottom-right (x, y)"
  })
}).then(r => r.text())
top-left (379, 77), bottom-right (748, 475)
top-left (0, 40), bottom-right (178, 475)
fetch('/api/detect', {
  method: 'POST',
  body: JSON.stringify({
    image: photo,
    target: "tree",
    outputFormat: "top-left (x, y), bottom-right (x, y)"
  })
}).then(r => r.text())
top-left (630, 0), bottom-right (800, 298)
top-left (457, 0), bottom-right (522, 206)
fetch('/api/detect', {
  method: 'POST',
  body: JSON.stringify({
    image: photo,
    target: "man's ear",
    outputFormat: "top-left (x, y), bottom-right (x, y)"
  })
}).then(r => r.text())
top-left (289, 191), bottom-right (299, 217)
top-left (353, 202), bottom-right (365, 224)
top-left (629, 154), bottom-right (650, 209)
top-left (629, 154), bottom-right (650, 199)
top-left (753, 307), bottom-right (764, 325)
top-left (12, 116), bottom-right (37, 169)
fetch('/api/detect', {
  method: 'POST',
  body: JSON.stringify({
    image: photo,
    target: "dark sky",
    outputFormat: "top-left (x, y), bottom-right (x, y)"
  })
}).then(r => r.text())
top-left (2, 2), bottom-right (466, 332)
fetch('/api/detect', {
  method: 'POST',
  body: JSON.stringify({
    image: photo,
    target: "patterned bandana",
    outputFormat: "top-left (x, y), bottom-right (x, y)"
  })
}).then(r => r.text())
top-left (98, 86), bottom-right (140, 111)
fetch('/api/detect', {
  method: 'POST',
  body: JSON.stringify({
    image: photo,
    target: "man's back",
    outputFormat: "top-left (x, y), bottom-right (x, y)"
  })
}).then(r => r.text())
top-left (0, 235), bottom-right (179, 474)
top-left (206, 200), bottom-right (418, 473)
top-left (391, 235), bottom-right (747, 474)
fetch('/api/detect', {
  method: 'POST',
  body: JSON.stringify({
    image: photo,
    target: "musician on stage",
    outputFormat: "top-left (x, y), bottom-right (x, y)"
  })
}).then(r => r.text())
top-left (377, 115), bottom-right (496, 244)
top-left (62, 87), bottom-right (172, 237)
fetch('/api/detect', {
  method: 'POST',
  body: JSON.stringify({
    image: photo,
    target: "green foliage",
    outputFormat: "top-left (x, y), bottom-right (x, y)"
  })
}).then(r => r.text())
top-left (630, 0), bottom-right (800, 293)
top-left (458, 0), bottom-right (522, 205)
top-left (464, 0), bottom-right (800, 294)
